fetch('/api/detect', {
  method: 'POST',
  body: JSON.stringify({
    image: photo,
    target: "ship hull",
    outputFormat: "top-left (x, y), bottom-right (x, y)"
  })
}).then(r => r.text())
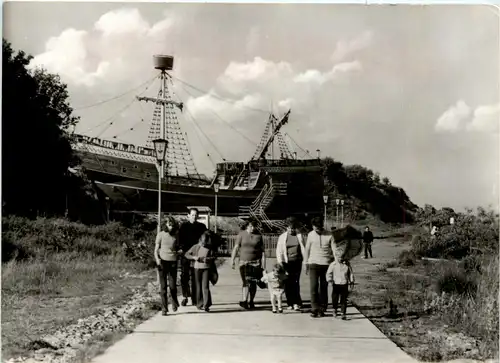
top-left (76, 149), bottom-right (324, 219)
top-left (90, 171), bottom-right (259, 216)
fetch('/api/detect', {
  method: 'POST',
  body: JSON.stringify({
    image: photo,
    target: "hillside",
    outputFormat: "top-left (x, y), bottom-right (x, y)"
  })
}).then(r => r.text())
top-left (321, 157), bottom-right (419, 225)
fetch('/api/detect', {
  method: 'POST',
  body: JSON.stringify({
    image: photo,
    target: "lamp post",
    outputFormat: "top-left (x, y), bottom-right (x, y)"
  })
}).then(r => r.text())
top-left (335, 199), bottom-right (340, 227)
top-left (341, 199), bottom-right (345, 228)
top-left (153, 138), bottom-right (168, 234)
top-left (323, 195), bottom-right (328, 227)
top-left (214, 182), bottom-right (220, 233)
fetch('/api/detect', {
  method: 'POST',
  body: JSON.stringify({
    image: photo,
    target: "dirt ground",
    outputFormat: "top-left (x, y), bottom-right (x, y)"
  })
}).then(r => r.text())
top-left (349, 236), bottom-right (493, 362)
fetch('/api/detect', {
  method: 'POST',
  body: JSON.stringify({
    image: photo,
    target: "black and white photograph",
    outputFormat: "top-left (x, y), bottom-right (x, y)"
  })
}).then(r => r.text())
top-left (2, 2), bottom-right (499, 363)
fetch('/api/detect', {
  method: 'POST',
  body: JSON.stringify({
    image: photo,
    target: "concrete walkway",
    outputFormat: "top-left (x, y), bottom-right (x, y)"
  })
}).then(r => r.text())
top-left (92, 258), bottom-right (416, 363)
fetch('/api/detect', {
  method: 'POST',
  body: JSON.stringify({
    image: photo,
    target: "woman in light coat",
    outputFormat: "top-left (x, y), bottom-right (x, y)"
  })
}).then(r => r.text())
top-left (276, 217), bottom-right (306, 311)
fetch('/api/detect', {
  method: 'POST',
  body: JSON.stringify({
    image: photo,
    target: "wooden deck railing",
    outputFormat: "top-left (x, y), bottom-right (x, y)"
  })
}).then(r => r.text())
top-left (218, 234), bottom-right (280, 258)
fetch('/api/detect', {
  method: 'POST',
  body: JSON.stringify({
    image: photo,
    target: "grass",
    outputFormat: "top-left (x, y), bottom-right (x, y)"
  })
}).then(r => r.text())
top-left (1, 216), bottom-right (157, 361)
top-left (1, 215), bottom-right (230, 362)
top-left (4, 214), bottom-right (497, 362)
top-left (350, 229), bottom-right (499, 362)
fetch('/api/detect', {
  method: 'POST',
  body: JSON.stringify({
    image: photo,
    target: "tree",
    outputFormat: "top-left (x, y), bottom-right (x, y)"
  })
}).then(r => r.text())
top-left (2, 39), bottom-right (79, 216)
top-left (321, 157), bottom-right (347, 193)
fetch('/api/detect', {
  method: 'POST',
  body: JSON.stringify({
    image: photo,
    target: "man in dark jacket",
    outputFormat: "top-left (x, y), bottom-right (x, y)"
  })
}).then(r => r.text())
top-left (178, 208), bottom-right (207, 306)
top-left (362, 226), bottom-right (374, 259)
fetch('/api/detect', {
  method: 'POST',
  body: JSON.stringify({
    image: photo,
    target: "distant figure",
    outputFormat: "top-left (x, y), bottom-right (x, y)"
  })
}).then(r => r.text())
top-left (362, 226), bottom-right (374, 259)
top-left (430, 225), bottom-right (438, 237)
top-left (178, 208), bottom-right (207, 306)
top-left (231, 219), bottom-right (266, 310)
top-left (276, 216), bottom-right (305, 311)
top-left (154, 216), bottom-right (181, 316)
top-left (185, 231), bottom-right (217, 312)
top-left (326, 253), bottom-right (355, 320)
top-left (261, 263), bottom-right (288, 313)
top-left (304, 217), bottom-right (335, 318)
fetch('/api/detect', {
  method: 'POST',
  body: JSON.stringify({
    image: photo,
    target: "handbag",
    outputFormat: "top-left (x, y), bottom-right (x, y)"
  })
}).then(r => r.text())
top-left (209, 260), bottom-right (219, 286)
top-left (256, 268), bottom-right (267, 289)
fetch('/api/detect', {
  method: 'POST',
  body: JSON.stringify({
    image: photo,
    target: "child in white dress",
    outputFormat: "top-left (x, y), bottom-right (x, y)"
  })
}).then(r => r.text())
top-left (261, 264), bottom-right (288, 313)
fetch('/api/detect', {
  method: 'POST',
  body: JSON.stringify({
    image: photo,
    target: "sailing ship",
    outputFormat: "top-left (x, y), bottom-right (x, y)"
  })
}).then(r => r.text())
top-left (72, 55), bottom-right (324, 231)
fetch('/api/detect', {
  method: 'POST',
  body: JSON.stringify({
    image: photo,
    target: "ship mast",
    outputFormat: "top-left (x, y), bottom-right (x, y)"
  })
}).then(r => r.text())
top-left (271, 113), bottom-right (275, 159)
top-left (252, 110), bottom-right (292, 161)
top-left (160, 69), bottom-right (166, 176)
top-left (137, 55), bottom-right (200, 179)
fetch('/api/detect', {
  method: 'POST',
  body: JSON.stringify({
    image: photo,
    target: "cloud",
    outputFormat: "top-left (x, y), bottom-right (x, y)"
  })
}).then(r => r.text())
top-left (294, 60), bottom-right (362, 84)
top-left (187, 55), bottom-right (364, 125)
top-left (94, 8), bottom-right (151, 36)
top-left (186, 92), bottom-right (266, 124)
top-left (466, 103), bottom-right (500, 132)
top-left (435, 100), bottom-right (472, 132)
top-left (220, 56), bottom-right (294, 88)
top-left (185, 32), bottom-right (370, 126)
top-left (435, 100), bottom-right (499, 133)
top-left (331, 30), bottom-right (373, 63)
top-left (28, 8), bottom-right (179, 88)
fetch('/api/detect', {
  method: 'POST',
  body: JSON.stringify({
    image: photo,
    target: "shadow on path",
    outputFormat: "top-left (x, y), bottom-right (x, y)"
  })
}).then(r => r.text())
top-left (134, 330), bottom-right (390, 340)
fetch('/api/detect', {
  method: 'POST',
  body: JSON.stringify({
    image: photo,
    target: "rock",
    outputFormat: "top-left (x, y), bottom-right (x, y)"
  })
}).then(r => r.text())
top-left (34, 348), bottom-right (55, 355)
top-left (8, 284), bottom-right (159, 363)
top-left (40, 336), bottom-right (62, 350)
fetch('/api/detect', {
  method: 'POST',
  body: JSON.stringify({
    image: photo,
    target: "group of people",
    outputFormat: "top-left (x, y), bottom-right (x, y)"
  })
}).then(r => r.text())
top-left (229, 217), bottom-right (356, 319)
top-left (155, 208), bottom-right (375, 320)
top-left (154, 208), bottom-right (211, 314)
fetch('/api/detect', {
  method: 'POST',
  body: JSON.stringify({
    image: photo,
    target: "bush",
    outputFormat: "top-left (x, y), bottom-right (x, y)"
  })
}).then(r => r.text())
top-left (397, 250), bottom-right (417, 267)
top-left (413, 207), bottom-right (498, 260)
top-left (460, 254), bottom-right (483, 273)
top-left (420, 254), bottom-right (498, 357)
top-left (2, 237), bottom-right (32, 262)
top-left (1, 216), bottom-right (156, 265)
top-left (434, 270), bottom-right (476, 297)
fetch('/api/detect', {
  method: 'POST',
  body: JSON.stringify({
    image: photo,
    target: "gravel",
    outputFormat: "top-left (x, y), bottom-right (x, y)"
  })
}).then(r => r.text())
top-left (5, 282), bottom-right (160, 363)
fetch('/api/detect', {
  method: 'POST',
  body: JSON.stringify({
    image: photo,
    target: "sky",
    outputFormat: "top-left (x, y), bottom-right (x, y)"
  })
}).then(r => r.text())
top-left (3, 2), bottom-right (499, 211)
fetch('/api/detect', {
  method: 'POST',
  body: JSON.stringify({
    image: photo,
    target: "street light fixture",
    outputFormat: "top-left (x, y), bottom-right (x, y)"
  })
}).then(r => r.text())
top-left (214, 182), bottom-right (220, 233)
top-left (335, 199), bottom-right (340, 227)
top-left (340, 199), bottom-right (345, 228)
top-left (323, 195), bottom-right (328, 227)
top-left (153, 138), bottom-right (168, 234)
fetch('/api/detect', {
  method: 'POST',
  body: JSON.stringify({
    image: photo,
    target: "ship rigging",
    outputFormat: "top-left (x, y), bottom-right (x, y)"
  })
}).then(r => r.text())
top-left (72, 55), bottom-right (324, 231)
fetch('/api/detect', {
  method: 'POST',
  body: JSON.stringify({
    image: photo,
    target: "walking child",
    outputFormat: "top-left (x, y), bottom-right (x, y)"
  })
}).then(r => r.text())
top-left (185, 231), bottom-right (216, 312)
top-left (261, 264), bottom-right (288, 313)
top-left (326, 256), bottom-right (355, 320)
